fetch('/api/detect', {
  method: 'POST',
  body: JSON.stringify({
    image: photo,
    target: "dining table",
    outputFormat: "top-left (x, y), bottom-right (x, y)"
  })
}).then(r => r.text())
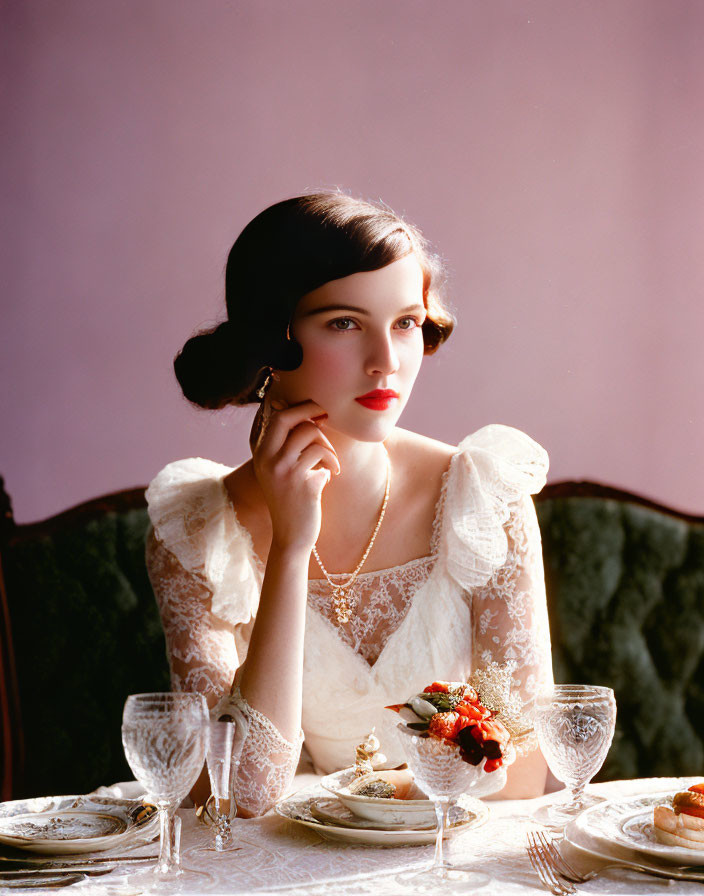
top-left (2, 774), bottom-right (702, 895)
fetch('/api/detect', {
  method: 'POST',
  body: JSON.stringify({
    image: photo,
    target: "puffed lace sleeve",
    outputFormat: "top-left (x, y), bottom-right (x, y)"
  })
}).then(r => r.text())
top-left (145, 459), bottom-right (302, 816)
top-left (439, 425), bottom-right (553, 712)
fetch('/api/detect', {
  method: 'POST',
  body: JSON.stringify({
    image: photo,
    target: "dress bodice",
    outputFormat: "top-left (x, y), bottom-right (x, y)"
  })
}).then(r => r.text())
top-left (146, 423), bottom-right (553, 784)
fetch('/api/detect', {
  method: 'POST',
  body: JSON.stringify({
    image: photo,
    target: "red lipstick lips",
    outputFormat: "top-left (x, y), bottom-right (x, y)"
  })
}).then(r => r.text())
top-left (355, 389), bottom-right (399, 411)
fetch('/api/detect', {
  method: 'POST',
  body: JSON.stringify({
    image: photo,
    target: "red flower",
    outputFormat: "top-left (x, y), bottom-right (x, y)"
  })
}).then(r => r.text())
top-left (467, 719), bottom-right (510, 759)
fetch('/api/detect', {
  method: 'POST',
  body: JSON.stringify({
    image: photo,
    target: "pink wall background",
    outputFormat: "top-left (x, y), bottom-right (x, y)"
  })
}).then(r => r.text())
top-left (2, 0), bottom-right (703, 522)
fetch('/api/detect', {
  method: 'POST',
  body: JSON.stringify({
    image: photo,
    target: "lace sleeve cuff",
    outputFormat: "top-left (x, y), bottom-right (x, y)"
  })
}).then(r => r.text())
top-left (213, 688), bottom-right (303, 818)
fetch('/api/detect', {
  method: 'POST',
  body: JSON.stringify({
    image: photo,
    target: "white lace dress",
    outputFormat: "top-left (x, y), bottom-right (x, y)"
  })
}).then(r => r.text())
top-left (145, 424), bottom-right (553, 816)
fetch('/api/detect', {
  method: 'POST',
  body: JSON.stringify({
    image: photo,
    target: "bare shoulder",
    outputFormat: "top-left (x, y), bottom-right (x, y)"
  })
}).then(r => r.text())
top-left (384, 429), bottom-right (457, 514)
top-left (386, 427), bottom-right (457, 479)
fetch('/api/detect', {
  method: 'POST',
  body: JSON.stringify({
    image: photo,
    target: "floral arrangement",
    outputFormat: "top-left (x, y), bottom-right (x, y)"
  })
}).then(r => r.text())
top-left (387, 680), bottom-right (511, 772)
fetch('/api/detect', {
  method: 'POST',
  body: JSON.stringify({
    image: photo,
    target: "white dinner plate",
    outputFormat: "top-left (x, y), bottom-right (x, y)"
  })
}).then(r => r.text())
top-left (0, 795), bottom-right (159, 854)
top-left (277, 786), bottom-right (488, 846)
top-left (561, 833), bottom-right (704, 881)
top-left (565, 779), bottom-right (704, 867)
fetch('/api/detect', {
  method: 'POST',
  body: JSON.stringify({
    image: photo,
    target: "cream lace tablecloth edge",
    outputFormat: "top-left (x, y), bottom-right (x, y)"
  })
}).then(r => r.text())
top-left (30, 776), bottom-right (703, 896)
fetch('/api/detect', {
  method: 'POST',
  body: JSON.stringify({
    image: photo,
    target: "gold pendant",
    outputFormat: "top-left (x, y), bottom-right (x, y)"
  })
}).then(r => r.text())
top-left (332, 586), bottom-right (352, 624)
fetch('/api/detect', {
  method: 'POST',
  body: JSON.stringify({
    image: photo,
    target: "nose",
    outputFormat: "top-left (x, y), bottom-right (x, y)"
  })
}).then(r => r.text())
top-left (365, 330), bottom-right (399, 377)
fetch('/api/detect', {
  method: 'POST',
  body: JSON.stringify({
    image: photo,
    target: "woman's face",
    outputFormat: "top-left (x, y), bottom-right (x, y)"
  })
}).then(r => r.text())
top-left (274, 253), bottom-right (427, 443)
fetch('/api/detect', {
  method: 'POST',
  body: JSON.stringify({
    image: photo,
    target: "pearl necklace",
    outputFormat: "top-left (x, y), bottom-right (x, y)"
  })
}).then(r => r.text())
top-left (312, 447), bottom-right (391, 624)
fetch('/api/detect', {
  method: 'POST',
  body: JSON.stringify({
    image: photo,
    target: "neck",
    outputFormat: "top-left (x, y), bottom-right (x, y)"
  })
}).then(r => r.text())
top-left (318, 426), bottom-right (390, 509)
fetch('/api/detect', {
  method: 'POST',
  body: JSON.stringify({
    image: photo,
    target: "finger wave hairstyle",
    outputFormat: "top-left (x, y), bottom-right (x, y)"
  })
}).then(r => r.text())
top-left (174, 191), bottom-right (455, 409)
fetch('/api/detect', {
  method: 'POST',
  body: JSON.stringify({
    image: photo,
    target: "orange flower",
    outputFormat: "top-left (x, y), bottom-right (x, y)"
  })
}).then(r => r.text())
top-left (458, 685), bottom-right (480, 704)
top-left (428, 711), bottom-right (461, 740)
top-left (455, 715), bottom-right (476, 733)
top-left (456, 702), bottom-right (491, 722)
top-left (424, 681), bottom-right (451, 694)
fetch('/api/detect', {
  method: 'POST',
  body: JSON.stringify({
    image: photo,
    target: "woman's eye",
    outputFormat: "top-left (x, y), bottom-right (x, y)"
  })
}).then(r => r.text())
top-left (330, 318), bottom-right (357, 331)
top-left (396, 317), bottom-right (421, 330)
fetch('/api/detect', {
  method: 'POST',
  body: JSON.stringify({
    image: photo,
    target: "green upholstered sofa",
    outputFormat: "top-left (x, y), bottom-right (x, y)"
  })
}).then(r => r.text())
top-left (1, 477), bottom-right (703, 800)
top-left (0, 482), bottom-right (169, 801)
top-left (537, 482), bottom-right (704, 781)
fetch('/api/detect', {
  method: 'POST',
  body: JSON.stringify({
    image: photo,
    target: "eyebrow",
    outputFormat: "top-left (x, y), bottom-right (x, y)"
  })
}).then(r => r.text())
top-left (300, 303), bottom-right (426, 318)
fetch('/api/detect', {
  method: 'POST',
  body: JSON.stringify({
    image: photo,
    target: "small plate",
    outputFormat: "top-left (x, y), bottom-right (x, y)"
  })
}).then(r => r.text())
top-left (277, 786), bottom-right (488, 846)
top-left (562, 834), bottom-right (704, 882)
top-left (565, 780), bottom-right (704, 866)
top-left (321, 767), bottom-right (435, 826)
top-left (0, 795), bottom-right (159, 854)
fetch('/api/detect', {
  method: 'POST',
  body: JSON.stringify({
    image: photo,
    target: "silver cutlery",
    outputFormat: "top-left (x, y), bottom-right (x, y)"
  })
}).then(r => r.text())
top-left (0, 872), bottom-right (86, 889)
top-left (525, 831), bottom-right (576, 895)
top-left (0, 855), bottom-right (157, 889)
top-left (0, 867), bottom-right (114, 879)
top-left (535, 829), bottom-right (704, 885)
top-left (0, 853), bottom-right (157, 868)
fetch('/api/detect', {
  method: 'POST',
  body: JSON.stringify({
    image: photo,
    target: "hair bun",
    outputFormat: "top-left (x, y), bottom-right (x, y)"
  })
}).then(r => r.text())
top-left (174, 322), bottom-right (246, 409)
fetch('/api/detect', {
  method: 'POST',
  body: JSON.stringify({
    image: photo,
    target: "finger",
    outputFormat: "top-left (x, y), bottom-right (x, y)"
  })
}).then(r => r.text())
top-left (260, 400), bottom-right (327, 454)
top-left (277, 420), bottom-right (338, 465)
top-left (307, 465), bottom-right (333, 492)
top-left (295, 443), bottom-right (340, 478)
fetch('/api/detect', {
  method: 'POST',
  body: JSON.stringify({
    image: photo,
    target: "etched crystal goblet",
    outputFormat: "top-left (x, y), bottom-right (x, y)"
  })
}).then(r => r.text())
top-left (121, 692), bottom-right (209, 888)
top-left (534, 684), bottom-right (616, 828)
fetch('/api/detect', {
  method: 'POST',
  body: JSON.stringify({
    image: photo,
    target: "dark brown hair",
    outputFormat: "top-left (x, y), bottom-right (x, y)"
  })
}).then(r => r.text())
top-left (174, 191), bottom-right (454, 408)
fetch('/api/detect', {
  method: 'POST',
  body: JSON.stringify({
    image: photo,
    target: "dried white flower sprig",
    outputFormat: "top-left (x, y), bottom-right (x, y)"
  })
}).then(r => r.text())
top-left (469, 661), bottom-right (536, 755)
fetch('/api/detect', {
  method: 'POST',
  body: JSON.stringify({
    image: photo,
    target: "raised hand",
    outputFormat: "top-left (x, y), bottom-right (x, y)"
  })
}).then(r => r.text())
top-left (250, 396), bottom-right (340, 555)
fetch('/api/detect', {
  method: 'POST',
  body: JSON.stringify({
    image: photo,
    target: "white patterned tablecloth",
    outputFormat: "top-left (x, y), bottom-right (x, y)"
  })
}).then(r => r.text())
top-left (12, 777), bottom-right (702, 896)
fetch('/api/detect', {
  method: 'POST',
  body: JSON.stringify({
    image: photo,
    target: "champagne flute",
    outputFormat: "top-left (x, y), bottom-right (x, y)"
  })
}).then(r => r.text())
top-left (204, 718), bottom-right (236, 850)
top-left (533, 684), bottom-right (616, 828)
top-left (121, 692), bottom-right (209, 887)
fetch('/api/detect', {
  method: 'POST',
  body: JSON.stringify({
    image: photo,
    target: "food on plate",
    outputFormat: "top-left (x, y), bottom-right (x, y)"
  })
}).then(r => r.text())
top-left (348, 768), bottom-right (424, 800)
top-left (653, 783), bottom-right (704, 848)
top-left (386, 680), bottom-right (510, 771)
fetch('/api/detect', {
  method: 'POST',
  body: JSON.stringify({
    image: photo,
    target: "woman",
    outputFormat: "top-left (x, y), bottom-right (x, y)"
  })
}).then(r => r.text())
top-left (145, 192), bottom-right (553, 817)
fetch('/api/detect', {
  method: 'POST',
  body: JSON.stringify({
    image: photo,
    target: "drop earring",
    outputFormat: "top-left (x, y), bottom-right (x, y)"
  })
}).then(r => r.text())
top-left (256, 368), bottom-right (273, 400)
top-left (256, 368), bottom-right (280, 400)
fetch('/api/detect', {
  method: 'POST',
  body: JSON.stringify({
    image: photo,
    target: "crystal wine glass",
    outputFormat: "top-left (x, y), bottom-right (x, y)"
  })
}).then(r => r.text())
top-left (534, 684), bottom-right (616, 828)
top-left (395, 723), bottom-right (510, 889)
top-left (122, 692), bottom-right (209, 887)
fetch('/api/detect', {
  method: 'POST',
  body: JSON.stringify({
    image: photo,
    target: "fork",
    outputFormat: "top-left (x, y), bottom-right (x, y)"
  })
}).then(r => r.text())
top-left (525, 831), bottom-right (577, 895)
top-left (532, 829), bottom-right (704, 884)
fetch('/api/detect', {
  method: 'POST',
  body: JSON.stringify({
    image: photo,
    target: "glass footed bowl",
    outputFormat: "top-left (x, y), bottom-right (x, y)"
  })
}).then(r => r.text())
top-left (393, 724), bottom-right (515, 890)
top-left (395, 724), bottom-right (515, 806)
